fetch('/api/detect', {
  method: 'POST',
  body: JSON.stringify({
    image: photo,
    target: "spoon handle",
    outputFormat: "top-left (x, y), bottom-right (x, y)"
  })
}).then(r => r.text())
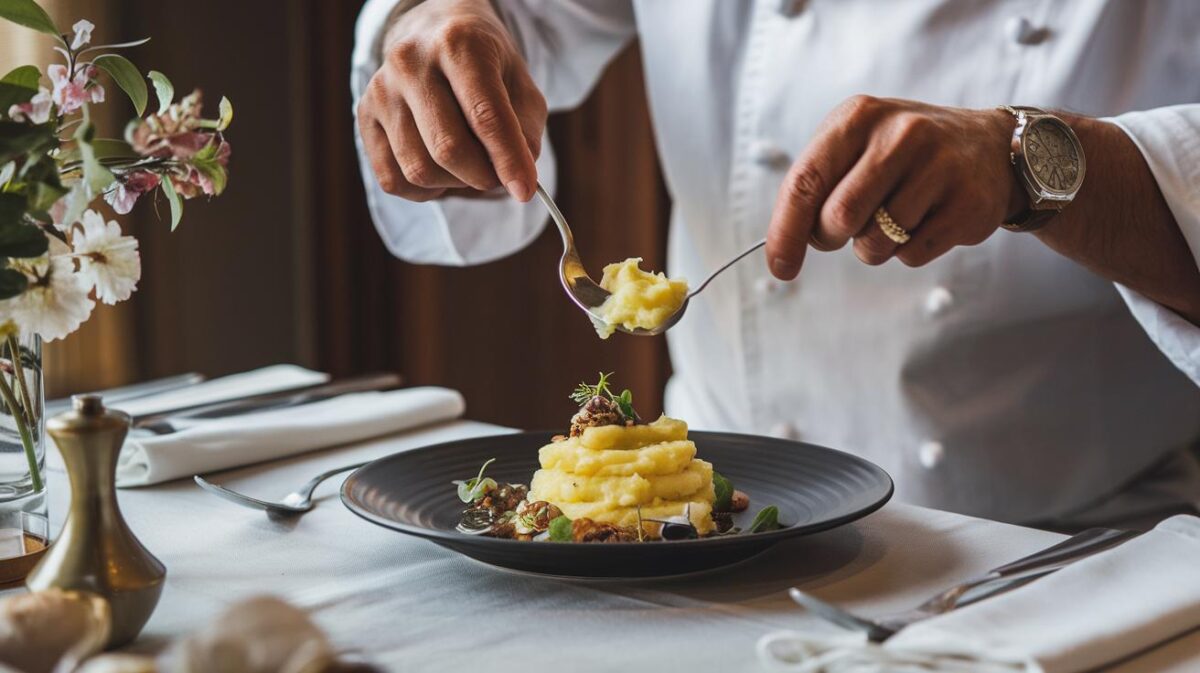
top-left (536, 183), bottom-right (575, 250)
top-left (689, 238), bottom-right (767, 297)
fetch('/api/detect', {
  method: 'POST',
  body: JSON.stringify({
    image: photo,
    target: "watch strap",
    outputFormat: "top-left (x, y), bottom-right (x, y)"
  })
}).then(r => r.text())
top-left (1001, 208), bottom-right (1056, 233)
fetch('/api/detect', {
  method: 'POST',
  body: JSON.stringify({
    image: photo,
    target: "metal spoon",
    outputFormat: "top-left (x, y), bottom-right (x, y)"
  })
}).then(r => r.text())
top-left (535, 183), bottom-right (766, 336)
top-left (193, 461), bottom-right (369, 515)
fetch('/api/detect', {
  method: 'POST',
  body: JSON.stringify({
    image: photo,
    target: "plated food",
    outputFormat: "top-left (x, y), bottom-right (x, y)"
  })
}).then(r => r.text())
top-left (453, 374), bottom-right (781, 542)
top-left (593, 258), bottom-right (688, 338)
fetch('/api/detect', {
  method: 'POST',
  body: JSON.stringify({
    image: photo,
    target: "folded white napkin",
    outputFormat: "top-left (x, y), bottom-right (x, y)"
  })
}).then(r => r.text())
top-left (115, 387), bottom-right (465, 487)
top-left (107, 364), bottom-right (329, 418)
top-left (759, 515), bottom-right (1200, 673)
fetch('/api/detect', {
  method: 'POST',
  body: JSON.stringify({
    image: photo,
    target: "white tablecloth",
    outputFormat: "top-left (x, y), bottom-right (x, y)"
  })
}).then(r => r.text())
top-left (22, 420), bottom-right (1200, 672)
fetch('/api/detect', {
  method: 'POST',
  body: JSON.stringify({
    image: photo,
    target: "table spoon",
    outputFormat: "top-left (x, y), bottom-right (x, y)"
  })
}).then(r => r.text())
top-left (193, 461), bottom-right (369, 515)
top-left (536, 183), bottom-right (766, 336)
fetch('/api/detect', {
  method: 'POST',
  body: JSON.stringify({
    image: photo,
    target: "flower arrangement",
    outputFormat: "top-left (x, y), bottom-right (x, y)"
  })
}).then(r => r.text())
top-left (0, 0), bottom-right (232, 493)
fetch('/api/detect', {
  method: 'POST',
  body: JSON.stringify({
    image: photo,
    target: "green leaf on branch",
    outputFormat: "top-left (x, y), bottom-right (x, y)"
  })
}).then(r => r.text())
top-left (0, 267), bottom-right (28, 300)
top-left (1, 65), bottom-right (40, 90)
top-left (161, 176), bottom-right (182, 230)
top-left (147, 70), bottom-right (173, 114)
top-left (0, 223), bottom-right (48, 258)
top-left (0, 0), bottom-right (61, 40)
top-left (27, 179), bottom-right (65, 214)
top-left (0, 66), bottom-right (41, 111)
top-left (0, 193), bottom-right (24, 227)
top-left (73, 107), bottom-right (116, 195)
top-left (0, 121), bottom-right (56, 165)
top-left (191, 141), bottom-right (227, 196)
top-left (217, 96), bottom-right (233, 131)
top-left (57, 138), bottom-right (137, 164)
top-left (93, 54), bottom-right (148, 116)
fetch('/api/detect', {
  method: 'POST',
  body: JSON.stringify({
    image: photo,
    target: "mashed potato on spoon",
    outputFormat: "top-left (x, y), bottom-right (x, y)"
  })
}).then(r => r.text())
top-left (594, 258), bottom-right (688, 338)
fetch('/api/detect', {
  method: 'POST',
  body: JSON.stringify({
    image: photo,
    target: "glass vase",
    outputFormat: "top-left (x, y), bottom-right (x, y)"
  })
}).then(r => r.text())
top-left (0, 333), bottom-right (45, 519)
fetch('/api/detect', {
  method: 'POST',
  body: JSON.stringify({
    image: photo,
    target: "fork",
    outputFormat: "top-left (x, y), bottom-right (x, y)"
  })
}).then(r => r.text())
top-left (790, 527), bottom-right (1138, 642)
top-left (193, 461), bottom-right (369, 515)
top-left (536, 183), bottom-right (765, 336)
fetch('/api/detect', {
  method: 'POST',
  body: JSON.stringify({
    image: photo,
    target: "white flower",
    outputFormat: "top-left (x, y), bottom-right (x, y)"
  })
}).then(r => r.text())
top-left (7, 88), bottom-right (52, 124)
top-left (0, 238), bottom-right (95, 342)
top-left (71, 19), bottom-right (95, 50)
top-left (72, 210), bottom-right (141, 304)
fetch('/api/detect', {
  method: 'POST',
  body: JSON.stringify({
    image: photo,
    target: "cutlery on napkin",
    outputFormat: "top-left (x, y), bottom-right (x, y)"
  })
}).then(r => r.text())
top-left (758, 514), bottom-right (1200, 673)
top-left (116, 386), bottom-right (465, 487)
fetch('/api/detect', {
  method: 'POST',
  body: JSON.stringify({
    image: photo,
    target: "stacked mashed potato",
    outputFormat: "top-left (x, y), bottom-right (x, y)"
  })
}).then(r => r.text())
top-left (594, 258), bottom-right (688, 339)
top-left (529, 416), bottom-right (716, 535)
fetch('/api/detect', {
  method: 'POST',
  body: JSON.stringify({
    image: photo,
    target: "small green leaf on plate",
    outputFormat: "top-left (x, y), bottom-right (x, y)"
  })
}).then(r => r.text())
top-left (93, 54), bottom-right (148, 116)
top-left (712, 471), bottom-right (733, 512)
top-left (147, 70), bottom-right (173, 114)
top-left (747, 505), bottom-right (782, 534)
top-left (547, 515), bottom-right (573, 542)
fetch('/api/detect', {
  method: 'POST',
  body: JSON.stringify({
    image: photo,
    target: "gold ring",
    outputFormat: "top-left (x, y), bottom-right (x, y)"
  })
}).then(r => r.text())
top-left (874, 207), bottom-right (910, 245)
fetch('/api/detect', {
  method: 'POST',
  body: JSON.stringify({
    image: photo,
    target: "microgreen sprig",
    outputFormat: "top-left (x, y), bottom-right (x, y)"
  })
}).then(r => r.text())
top-left (570, 372), bottom-right (639, 420)
top-left (453, 458), bottom-right (497, 503)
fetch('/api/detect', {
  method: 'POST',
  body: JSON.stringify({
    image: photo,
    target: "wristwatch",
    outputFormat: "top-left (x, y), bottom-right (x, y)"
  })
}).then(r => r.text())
top-left (997, 105), bottom-right (1086, 232)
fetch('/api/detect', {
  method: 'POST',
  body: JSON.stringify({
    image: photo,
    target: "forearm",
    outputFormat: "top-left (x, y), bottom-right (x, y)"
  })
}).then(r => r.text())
top-left (1032, 116), bottom-right (1200, 324)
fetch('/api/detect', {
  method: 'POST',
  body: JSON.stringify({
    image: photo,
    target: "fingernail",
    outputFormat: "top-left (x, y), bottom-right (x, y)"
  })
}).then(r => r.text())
top-left (771, 257), bottom-right (800, 280)
top-left (505, 180), bottom-right (529, 201)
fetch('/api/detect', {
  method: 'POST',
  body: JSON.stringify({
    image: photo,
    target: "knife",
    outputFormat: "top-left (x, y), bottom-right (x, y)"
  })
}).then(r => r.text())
top-left (131, 372), bottom-right (403, 434)
top-left (45, 372), bottom-right (206, 417)
top-left (790, 526), bottom-right (1140, 642)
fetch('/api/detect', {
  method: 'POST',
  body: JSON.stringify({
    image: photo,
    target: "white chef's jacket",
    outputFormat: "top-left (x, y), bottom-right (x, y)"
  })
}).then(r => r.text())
top-left (352, 0), bottom-right (1200, 525)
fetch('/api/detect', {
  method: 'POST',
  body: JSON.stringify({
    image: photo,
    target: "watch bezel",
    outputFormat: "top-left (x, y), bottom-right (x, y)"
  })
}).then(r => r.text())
top-left (1011, 113), bottom-right (1086, 209)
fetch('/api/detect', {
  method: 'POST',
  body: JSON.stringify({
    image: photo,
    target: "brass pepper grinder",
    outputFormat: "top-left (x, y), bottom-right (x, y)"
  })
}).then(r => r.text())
top-left (27, 394), bottom-right (165, 648)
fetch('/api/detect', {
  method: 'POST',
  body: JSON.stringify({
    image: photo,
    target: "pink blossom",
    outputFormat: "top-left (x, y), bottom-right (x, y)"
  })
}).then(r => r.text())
top-left (70, 19), bottom-right (95, 50)
top-left (48, 64), bottom-right (104, 116)
top-left (7, 88), bottom-right (52, 124)
top-left (104, 170), bottom-right (161, 214)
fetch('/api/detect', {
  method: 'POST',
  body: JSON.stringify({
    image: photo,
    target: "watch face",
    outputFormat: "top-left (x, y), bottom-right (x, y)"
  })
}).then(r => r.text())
top-left (1023, 118), bottom-right (1083, 195)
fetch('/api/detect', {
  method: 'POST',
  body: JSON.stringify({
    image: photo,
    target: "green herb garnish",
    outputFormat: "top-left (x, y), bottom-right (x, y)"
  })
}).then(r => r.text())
top-left (547, 515), bottom-right (573, 541)
top-left (748, 505), bottom-right (782, 533)
top-left (453, 458), bottom-right (497, 503)
top-left (571, 372), bottom-right (640, 420)
top-left (712, 471), bottom-right (733, 512)
top-left (571, 371), bottom-right (614, 404)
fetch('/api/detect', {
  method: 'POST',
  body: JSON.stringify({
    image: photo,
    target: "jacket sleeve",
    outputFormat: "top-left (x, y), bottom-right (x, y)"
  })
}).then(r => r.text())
top-left (350, 0), bottom-right (635, 266)
top-left (1109, 105), bottom-right (1200, 386)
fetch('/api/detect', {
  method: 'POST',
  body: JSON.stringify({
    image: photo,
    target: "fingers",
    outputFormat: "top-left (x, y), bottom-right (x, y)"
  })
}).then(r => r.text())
top-left (507, 66), bottom-right (548, 160)
top-left (387, 100), bottom-right (468, 190)
top-left (404, 75), bottom-right (500, 192)
top-left (852, 169), bottom-right (940, 265)
top-left (442, 52), bottom-right (538, 201)
top-left (358, 112), bottom-right (445, 202)
top-left (766, 119), bottom-right (867, 280)
top-left (818, 143), bottom-right (907, 251)
top-left (894, 205), bottom-right (968, 267)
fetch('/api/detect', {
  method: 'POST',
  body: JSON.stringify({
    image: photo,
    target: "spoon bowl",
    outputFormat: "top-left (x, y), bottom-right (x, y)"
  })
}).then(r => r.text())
top-left (535, 183), bottom-right (765, 337)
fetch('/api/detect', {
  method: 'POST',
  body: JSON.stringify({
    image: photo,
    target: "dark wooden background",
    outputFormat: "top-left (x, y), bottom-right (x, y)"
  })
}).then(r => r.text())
top-left (48, 1), bottom-right (672, 429)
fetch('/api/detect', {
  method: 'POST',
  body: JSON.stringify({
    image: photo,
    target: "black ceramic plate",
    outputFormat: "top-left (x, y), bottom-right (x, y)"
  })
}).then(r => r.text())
top-left (341, 431), bottom-right (893, 578)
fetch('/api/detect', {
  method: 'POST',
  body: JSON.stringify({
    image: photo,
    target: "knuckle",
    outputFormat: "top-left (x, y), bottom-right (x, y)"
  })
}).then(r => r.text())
top-left (823, 197), bottom-right (863, 238)
top-left (782, 168), bottom-right (826, 211)
top-left (386, 40), bottom-right (425, 76)
top-left (375, 170), bottom-right (403, 196)
top-left (468, 98), bottom-right (505, 136)
top-left (439, 20), bottom-right (494, 58)
top-left (893, 113), bottom-right (933, 142)
top-left (429, 133), bottom-right (465, 166)
top-left (842, 94), bottom-right (881, 120)
top-left (399, 159), bottom-right (438, 188)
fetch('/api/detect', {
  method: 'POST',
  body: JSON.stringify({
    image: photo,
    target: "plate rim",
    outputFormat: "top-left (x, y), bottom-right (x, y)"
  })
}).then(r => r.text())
top-left (341, 429), bottom-right (893, 550)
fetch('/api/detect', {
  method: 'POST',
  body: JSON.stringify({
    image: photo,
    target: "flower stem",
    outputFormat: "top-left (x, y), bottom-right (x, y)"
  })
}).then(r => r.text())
top-left (0, 374), bottom-right (41, 493)
top-left (6, 335), bottom-right (36, 428)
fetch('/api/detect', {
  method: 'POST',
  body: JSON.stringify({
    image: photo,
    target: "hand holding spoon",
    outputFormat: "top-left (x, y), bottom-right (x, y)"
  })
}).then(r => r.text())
top-left (536, 183), bottom-right (766, 336)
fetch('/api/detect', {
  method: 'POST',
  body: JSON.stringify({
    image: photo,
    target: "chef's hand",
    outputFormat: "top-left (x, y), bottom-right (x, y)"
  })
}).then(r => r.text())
top-left (766, 96), bottom-right (1023, 279)
top-left (357, 0), bottom-right (546, 203)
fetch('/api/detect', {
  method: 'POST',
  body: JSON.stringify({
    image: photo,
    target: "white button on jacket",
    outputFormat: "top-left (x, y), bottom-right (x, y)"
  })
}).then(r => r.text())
top-left (352, 0), bottom-right (1200, 525)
